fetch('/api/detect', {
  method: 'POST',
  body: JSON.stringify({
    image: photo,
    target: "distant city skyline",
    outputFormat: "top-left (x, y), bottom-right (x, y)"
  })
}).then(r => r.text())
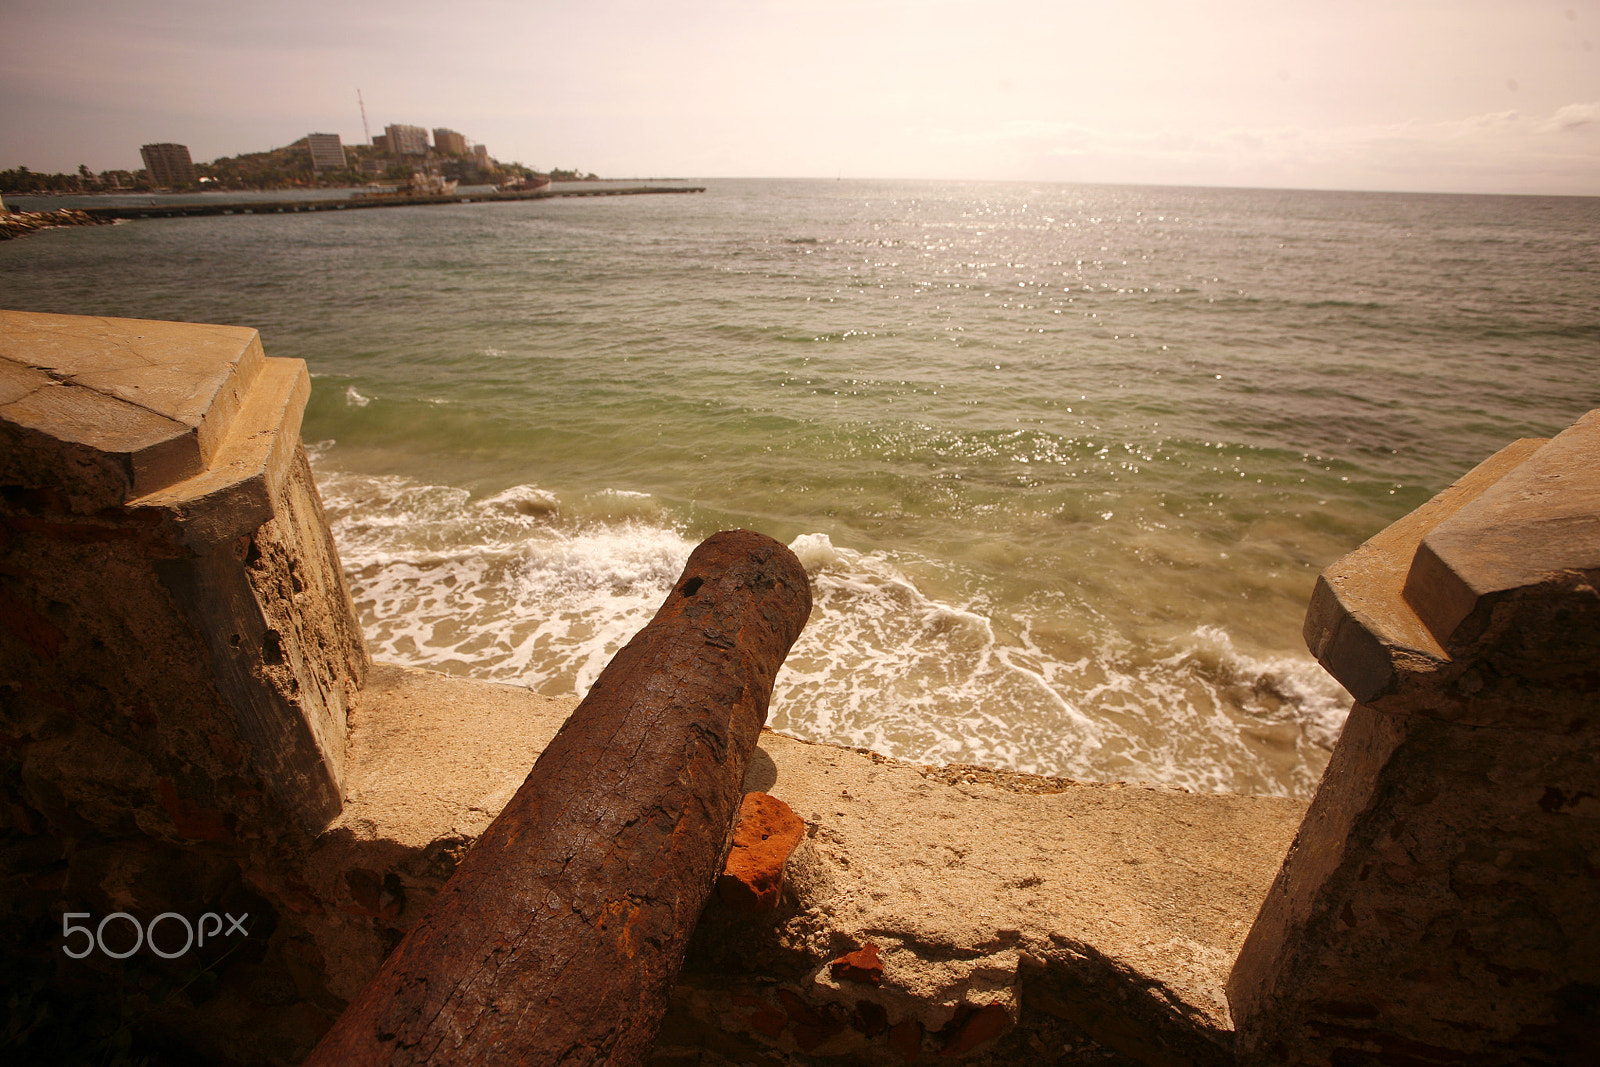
top-left (2, 0), bottom-right (1596, 195)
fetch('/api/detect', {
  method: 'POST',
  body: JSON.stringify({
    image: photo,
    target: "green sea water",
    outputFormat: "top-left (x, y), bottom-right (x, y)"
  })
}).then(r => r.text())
top-left (4, 179), bottom-right (1596, 796)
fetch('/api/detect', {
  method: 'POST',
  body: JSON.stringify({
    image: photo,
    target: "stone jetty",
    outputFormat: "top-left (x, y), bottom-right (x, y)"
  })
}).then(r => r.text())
top-left (76, 184), bottom-right (704, 222)
top-left (0, 207), bottom-right (113, 239)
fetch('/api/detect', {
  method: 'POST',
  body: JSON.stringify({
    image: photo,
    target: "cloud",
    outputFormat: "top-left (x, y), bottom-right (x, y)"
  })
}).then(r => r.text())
top-left (1539, 102), bottom-right (1600, 133)
top-left (947, 103), bottom-right (1600, 195)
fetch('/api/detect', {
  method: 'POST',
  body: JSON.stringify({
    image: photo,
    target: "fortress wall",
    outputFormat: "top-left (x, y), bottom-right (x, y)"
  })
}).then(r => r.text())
top-left (1229, 410), bottom-right (1600, 1065)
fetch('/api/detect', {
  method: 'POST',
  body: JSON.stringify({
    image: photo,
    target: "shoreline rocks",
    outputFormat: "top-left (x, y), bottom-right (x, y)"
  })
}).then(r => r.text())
top-left (0, 208), bottom-right (113, 239)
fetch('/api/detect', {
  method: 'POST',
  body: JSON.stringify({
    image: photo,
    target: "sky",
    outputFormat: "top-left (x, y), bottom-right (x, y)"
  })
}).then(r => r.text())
top-left (3, 0), bottom-right (1597, 195)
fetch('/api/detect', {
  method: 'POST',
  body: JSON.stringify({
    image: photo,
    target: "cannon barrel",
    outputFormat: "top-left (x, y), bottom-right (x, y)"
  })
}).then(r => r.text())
top-left (306, 529), bottom-right (812, 1065)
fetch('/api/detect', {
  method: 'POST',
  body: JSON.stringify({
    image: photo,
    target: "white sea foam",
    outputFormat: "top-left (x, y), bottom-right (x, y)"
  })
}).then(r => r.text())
top-left (773, 532), bottom-right (1108, 776)
top-left (788, 531), bottom-right (843, 574)
top-left (1045, 623), bottom-right (1350, 795)
top-left (316, 463), bottom-right (694, 695)
top-left (311, 461), bottom-right (1348, 797)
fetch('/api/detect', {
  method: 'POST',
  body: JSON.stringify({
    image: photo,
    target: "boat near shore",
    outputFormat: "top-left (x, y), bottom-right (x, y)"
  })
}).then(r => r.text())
top-left (497, 175), bottom-right (552, 194)
top-left (354, 174), bottom-right (459, 198)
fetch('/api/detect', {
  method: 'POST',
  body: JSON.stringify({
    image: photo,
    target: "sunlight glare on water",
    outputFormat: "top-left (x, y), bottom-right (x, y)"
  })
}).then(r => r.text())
top-left (3, 179), bottom-right (1594, 796)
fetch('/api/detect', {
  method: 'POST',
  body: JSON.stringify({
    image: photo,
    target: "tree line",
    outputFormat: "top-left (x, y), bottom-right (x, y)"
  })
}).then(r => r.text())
top-left (1, 165), bottom-right (148, 194)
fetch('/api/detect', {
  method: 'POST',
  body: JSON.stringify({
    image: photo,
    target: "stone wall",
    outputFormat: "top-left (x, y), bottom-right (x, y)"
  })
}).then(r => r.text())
top-left (1229, 412), bottom-right (1600, 1064)
top-left (1, 311), bottom-right (364, 833)
top-left (1, 311), bottom-right (369, 1059)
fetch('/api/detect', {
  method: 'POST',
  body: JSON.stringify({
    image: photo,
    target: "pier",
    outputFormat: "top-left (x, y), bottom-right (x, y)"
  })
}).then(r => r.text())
top-left (76, 184), bottom-right (704, 221)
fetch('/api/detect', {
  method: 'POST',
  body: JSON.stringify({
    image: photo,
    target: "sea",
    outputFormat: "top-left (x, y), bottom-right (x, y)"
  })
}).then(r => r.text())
top-left (4, 179), bottom-right (1596, 798)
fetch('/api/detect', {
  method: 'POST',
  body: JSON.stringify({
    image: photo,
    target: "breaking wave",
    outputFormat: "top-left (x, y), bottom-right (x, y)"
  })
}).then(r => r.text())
top-left (311, 450), bottom-right (1346, 797)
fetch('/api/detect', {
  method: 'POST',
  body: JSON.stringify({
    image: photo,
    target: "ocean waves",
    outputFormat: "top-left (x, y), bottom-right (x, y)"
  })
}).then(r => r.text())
top-left (313, 454), bottom-right (1347, 796)
top-left (7, 177), bottom-right (1593, 800)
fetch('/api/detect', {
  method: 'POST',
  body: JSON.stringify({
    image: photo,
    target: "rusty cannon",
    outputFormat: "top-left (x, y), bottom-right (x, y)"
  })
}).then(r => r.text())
top-left (306, 529), bottom-right (812, 1065)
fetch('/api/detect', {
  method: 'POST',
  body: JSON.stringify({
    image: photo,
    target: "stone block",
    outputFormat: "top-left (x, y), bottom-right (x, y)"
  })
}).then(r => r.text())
top-left (1404, 409), bottom-right (1600, 654)
top-left (1301, 436), bottom-right (1544, 703)
top-left (0, 310), bottom-right (267, 509)
top-left (1230, 408), bottom-right (1600, 1065)
top-left (1, 313), bottom-right (363, 833)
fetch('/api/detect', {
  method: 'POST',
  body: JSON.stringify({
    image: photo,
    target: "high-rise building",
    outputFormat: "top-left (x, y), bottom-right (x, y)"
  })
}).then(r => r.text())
top-left (306, 133), bottom-right (347, 171)
top-left (384, 124), bottom-right (430, 156)
top-left (473, 144), bottom-right (491, 165)
top-left (433, 128), bottom-right (468, 155)
top-left (139, 143), bottom-right (196, 188)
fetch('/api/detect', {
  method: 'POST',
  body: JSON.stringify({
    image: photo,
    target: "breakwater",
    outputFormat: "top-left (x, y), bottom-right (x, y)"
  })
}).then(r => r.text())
top-left (0, 207), bottom-right (113, 239)
top-left (76, 183), bottom-right (704, 221)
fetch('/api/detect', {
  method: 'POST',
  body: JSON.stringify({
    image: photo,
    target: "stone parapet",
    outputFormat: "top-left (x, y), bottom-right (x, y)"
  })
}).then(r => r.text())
top-left (1229, 409), bottom-right (1600, 1064)
top-left (3, 312), bottom-right (267, 507)
top-left (0, 310), bottom-right (366, 836)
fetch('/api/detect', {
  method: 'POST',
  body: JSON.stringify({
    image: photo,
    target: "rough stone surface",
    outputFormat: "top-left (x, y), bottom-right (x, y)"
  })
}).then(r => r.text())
top-left (1, 313), bottom-right (361, 829)
top-left (1230, 409), bottom-right (1600, 1066)
top-left (1, 314), bottom-right (369, 1063)
top-left (939, 1002), bottom-right (1014, 1057)
top-left (0, 310), bottom-right (269, 507)
top-left (721, 791), bottom-right (808, 913)
top-left (669, 738), bottom-right (1304, 1066)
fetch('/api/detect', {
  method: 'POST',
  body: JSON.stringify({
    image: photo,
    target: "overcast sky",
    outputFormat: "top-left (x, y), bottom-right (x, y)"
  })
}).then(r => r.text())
top-left (4, 0), bottom-right (1597, 194)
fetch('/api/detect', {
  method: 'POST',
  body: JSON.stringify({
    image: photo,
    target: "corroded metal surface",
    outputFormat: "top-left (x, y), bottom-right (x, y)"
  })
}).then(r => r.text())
top-left (306, 529), bottom-right (811, 1066)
